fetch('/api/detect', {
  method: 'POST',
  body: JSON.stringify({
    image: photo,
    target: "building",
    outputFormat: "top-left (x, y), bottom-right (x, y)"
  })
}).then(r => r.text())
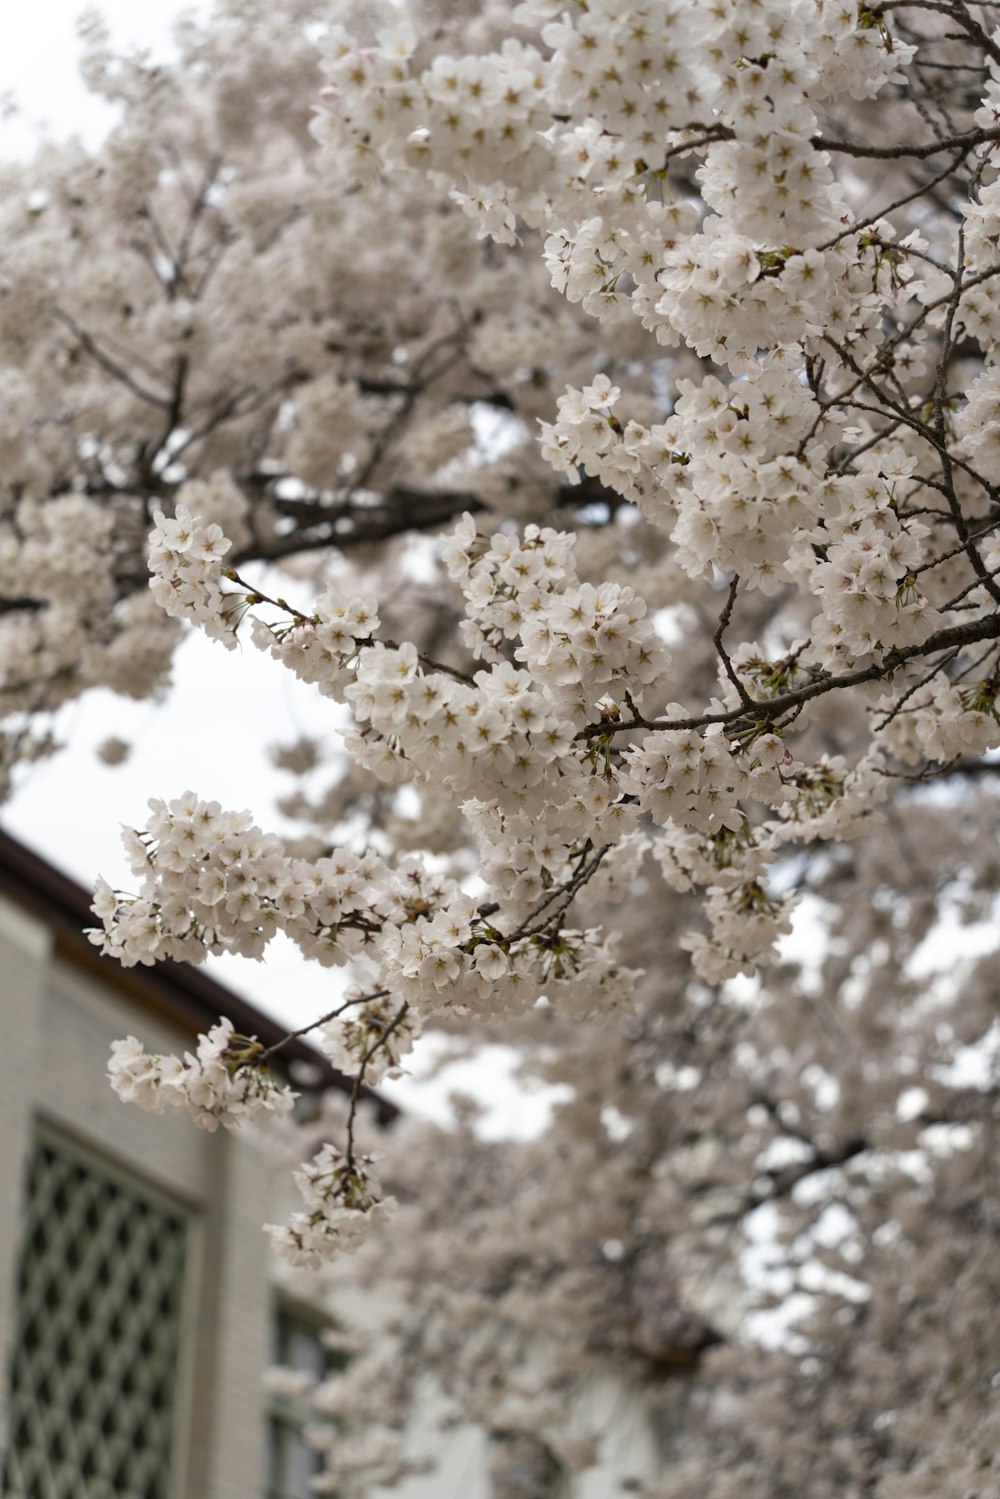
top-left (0, 829), bottom-right (393, 1499)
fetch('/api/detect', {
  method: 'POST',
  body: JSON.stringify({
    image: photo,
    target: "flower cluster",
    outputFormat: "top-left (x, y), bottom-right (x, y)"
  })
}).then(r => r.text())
top-left (147, 504), bottom-right (239, 646)
top-left (445, 510), bottom-right (672, 717)
top-left (623, 725), bottom-right (750, 837)
top-left (252, 587), bottom-right (380, 699)
top-left (774, 750), bottom-right (889, 843)
top-left (91, 789), bottom-right (641, 1025)
top-left (107, 1021), bottom-right (296, 1132)
top-left (648, 817), bottom-right (789, 981)
top-left (0, 494), bottom-right (115, 616)
top-left (541, 360), bottom-right (827, 593)
top-left (0, 492), bottom-right (180, 720)
top-left (900, 676), bottom-right (1000, 765)
top-left (955, 366), bottom-right (1000, 485)
top-left (244, 514), bottom-right (665, 941)
top-left (539, 368), bottom-right (955, 690)
top-left (316, 22), bottom-right (552, 209)
top-left (805, 451), bottom-right (933, 670)
top-left (266, 1145), bottom-right (393, 1267)
top-left (316, 0), bottom-right (915, 372)
top-left (320, 991), bottom-right (421, 1083)
top-left (122, 490), bottom-right (984, 1006)
top-left (682, 879), bottom-right (795, 986)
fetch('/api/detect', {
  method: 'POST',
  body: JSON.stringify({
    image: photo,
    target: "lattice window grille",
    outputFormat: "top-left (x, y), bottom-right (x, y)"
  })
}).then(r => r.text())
top-left (2, 1130), bottom-right (189, 1499)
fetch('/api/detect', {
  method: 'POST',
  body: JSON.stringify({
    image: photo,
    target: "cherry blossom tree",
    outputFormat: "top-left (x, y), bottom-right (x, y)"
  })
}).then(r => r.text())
top-left (4, 0), bottom-right (1000, 1492)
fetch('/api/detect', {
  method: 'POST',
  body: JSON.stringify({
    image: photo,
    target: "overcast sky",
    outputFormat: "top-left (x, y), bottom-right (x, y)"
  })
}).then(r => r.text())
top-left (1, 2), bottom-right (202, 155)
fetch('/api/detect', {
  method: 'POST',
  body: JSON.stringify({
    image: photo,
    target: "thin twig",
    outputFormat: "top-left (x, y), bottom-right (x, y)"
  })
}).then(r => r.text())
top-left (712, 575), bottom-right (752, 707)
top-left (261, 988), bottom-right (389, 1059)
top-left (345, 1001), bottom-right (409, 1172)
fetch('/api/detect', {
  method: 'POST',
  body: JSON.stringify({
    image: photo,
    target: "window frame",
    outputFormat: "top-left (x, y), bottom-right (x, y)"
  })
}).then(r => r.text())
top-left (265, 1297), bottom-right (346, 1499)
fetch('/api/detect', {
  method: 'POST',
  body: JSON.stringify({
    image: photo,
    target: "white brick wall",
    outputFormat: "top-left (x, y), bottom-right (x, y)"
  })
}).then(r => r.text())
top-left (0, 896), bottom-right (49, 1445)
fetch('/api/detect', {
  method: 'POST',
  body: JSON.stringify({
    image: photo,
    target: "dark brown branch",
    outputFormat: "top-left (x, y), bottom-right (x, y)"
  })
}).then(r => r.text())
top-left (261, 988), bottom-right (390, 1059)
top-left (712, 575), bottom-right (751, 708)
top-left (580, 610), bottom-right (1000, 741)
top-left (507, 842), bottom-right (613, 943)
top-left (52, 308), bottom-right (170, 410)
top-left (816, 147), bottom-right (971, 252)
top-left (174, 154), bottom-right (223, 291)
top-left (813, 122), bottom-right (1000, 160)
top-left (675, 119), bottom-right (1000, 164)
top-left (345, 1001), bottom-right (410, 1172)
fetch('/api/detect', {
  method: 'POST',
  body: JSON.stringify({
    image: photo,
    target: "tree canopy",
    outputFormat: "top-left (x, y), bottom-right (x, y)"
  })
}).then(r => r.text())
top-left (3, 0), bottom-right (1000, 1493)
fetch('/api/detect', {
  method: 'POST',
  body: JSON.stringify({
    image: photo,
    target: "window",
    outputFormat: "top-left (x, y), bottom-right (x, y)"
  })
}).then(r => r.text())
top-left (1, 1130), bottom-right (189, 1499)
top-left (266, 1303), bottom-right (343, 1499)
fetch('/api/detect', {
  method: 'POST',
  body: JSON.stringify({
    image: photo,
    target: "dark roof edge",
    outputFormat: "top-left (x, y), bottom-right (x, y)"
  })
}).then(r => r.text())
top-left (0, 826), bottom-right (397, 1124)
